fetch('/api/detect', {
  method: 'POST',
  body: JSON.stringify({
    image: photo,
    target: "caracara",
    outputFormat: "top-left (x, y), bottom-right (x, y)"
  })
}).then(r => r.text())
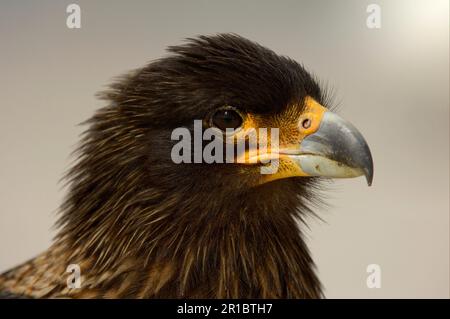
top-left (0, 34), bottom-right (373, 299)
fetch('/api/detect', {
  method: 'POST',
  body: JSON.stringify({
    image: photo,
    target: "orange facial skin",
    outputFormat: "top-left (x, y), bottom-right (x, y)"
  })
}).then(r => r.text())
top-left (229, 96), bottom-right (328, 183)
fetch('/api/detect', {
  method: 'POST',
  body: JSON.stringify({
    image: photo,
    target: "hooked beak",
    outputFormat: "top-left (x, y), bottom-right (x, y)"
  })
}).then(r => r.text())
top-left (284, 98), bottom-right (374, 185)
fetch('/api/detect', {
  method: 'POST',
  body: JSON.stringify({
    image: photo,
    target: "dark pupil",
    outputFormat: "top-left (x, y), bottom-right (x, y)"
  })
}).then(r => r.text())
top-left (213, 110), bottom-right (242, 130)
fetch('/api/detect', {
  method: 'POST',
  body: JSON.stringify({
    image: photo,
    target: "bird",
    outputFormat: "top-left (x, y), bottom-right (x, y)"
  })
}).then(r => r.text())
top-left (0, 33), bottom-right (373, 299)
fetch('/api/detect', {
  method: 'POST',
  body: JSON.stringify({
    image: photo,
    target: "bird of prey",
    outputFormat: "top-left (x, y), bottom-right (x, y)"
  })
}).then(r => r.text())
top-left (0, 34), bottom-right (373, 298)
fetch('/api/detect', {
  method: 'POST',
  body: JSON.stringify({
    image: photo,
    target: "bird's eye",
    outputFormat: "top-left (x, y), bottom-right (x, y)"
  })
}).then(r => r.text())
top-left (211, 108), bottom-right (243, 131)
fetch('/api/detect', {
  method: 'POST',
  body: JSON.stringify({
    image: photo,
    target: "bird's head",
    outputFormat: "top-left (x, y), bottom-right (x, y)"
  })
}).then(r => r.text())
top-left (62, 34), bottom-right (373, 254)
top-left (98, 34), bottom-right (372, 197)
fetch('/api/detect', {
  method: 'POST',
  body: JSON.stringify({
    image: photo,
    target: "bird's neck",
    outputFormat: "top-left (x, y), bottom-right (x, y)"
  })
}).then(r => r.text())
top-left (54, 180), bottom-right (322, 298)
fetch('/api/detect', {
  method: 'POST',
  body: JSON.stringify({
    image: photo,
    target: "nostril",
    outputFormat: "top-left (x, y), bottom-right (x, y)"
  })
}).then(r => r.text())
top-left (301, 118), bottom-right (311, 129)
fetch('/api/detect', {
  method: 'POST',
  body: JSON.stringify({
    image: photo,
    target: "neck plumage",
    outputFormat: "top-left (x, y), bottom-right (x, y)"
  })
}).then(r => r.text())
top-left (53, 173), bottom-right (322, 298)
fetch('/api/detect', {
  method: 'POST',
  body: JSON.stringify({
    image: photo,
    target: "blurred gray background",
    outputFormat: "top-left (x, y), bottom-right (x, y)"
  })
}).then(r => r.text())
top-left (0, 0), bottom-right (448, 298)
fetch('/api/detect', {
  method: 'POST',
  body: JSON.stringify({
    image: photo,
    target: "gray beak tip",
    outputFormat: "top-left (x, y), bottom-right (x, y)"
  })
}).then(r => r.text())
top-left (363, 158), bottom-right (374, 186)
top-left (366, 172), bottom-right (373, 186)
